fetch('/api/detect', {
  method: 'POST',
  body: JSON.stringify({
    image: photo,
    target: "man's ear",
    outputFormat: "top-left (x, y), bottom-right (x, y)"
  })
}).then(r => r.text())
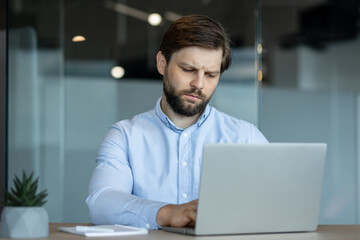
top-left (156, 51), bottom-right (167, 76)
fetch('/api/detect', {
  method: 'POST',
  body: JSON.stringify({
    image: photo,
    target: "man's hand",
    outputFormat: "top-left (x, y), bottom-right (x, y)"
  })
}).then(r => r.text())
top-left (156, 199), bottom-right (198, 227)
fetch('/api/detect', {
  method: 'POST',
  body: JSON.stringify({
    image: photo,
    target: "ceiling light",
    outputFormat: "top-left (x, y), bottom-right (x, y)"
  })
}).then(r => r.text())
top-left (105, 2), bottom-right (170, 26)
top-left (148, 13), bottom-right (162, 26)
top-left (105, 2), bottom-right (148, 22)
top-left (164, 11), bottom-right (183, 22)
top-left (111, 66), bottom-right (125, 79)
top-left (72, 35), bottom-right (86, 42)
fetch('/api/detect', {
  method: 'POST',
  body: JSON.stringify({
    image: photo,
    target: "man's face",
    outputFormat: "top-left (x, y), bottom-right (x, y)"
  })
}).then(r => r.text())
top-left (158, 46), bottom-right (223, 117)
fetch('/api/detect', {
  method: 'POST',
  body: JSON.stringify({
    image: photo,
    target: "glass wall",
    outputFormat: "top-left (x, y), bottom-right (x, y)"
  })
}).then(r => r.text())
top-left (0, 0), bottom-right (6, 214)
top-left (6, 0), bottom-right (260, 222)
top-left (261, 0), bottom-right (360, 224)
top-left (6, 0), bottom-right (65, 220)
top-left (6, 0), bottom-right (360, 225)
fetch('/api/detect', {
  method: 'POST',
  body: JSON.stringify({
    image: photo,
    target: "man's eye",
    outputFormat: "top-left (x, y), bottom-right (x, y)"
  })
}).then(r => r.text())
top-left (183, 68), bottom-right (192, 72)
top-left (207, 73), bottom-right (217, 78)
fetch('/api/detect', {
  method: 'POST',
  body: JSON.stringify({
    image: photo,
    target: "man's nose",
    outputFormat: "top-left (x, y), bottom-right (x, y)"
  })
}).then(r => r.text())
top-left (190, 72), bottom-right (204, 90)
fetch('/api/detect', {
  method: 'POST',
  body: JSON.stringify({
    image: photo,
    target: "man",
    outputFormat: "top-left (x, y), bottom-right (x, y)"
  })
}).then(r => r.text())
top-left (86, 14), bottom-right (267, 230)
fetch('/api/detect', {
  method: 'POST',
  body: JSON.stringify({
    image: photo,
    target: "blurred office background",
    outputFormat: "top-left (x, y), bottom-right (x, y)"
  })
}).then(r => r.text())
top-left (0, 0), bottom-right (359, 224)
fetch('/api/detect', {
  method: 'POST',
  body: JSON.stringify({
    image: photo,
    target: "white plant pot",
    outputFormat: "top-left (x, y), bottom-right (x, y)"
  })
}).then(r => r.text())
top-left (0, 206), bottom-right (49, 238)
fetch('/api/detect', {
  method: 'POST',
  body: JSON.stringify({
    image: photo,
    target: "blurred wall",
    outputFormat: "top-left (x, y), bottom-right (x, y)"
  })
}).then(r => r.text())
top-left (261, 36), bottom-right (360, 224)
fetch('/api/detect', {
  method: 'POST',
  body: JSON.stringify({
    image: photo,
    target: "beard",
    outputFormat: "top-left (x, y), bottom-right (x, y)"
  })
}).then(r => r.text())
top-left (163, 71), bottom-right (212, 117)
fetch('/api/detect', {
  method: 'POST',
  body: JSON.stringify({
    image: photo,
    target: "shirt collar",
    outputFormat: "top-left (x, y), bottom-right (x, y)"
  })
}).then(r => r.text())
top-left (155, 97), bottom-right (212, 131)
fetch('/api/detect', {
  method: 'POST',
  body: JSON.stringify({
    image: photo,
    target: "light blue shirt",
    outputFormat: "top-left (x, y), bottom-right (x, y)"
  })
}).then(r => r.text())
top-left (86, 97), bottom-right (268, 229)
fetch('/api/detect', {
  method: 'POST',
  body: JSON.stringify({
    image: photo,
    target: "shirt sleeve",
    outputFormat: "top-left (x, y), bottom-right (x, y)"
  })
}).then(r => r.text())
top-left (250, 124), bottom-right (269, 143)
top-left (86, 125), bottom-right (168, 229)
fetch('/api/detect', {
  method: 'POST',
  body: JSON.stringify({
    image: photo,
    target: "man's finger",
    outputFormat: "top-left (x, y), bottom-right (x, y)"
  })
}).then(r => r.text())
top-left (188, 209), bottom-right (197, 221)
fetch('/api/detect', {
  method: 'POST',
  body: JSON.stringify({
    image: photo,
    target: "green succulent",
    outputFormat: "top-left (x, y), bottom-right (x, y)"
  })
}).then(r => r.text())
top-left (3, 171), bottom-right (48, 206)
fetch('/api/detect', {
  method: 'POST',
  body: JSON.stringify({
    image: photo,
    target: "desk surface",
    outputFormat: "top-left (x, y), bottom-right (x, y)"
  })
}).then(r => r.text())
top-left (2, 223), bottom-right (360, 240)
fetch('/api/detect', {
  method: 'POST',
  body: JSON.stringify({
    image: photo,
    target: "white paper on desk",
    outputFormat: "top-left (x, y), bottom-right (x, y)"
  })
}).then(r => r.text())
top-left (58, 225), bottom-right (148, 237)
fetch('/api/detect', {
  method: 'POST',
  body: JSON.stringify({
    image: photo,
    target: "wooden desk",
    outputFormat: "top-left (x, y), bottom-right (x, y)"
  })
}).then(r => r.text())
top-left (2, 223), bottom-right (360, 239)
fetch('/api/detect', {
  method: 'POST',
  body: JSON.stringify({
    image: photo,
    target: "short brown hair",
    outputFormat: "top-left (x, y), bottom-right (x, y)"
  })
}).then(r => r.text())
top-left (159, 14), bottom-right (231, 73)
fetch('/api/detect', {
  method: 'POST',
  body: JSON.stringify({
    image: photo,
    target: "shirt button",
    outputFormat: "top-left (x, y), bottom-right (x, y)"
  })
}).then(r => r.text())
top-left (183, 193), bottom-right (188, 199)
top-left (145, 223), bottom-right (151, 229)
top-left (182, 162), bottom-right (187, 167)
top-left (183, 133), bottom-right (188, 138)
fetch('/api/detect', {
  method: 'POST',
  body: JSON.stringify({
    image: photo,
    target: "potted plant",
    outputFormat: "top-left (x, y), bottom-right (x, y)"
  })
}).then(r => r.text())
top-left (1, 171), bottom-right (49, 238)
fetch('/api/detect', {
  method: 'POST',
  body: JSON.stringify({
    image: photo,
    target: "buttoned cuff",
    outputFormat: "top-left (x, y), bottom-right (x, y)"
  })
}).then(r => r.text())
top-left (139, 201), bottom-right (169, 229)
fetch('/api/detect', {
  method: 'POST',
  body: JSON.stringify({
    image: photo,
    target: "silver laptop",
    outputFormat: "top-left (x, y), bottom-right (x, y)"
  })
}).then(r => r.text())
top-left (163, 143), bottom-right (327, 236)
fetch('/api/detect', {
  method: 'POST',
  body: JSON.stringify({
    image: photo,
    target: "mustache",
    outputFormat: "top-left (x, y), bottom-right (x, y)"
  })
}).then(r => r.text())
top-left (180, 88), bottom-right (206, 100)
